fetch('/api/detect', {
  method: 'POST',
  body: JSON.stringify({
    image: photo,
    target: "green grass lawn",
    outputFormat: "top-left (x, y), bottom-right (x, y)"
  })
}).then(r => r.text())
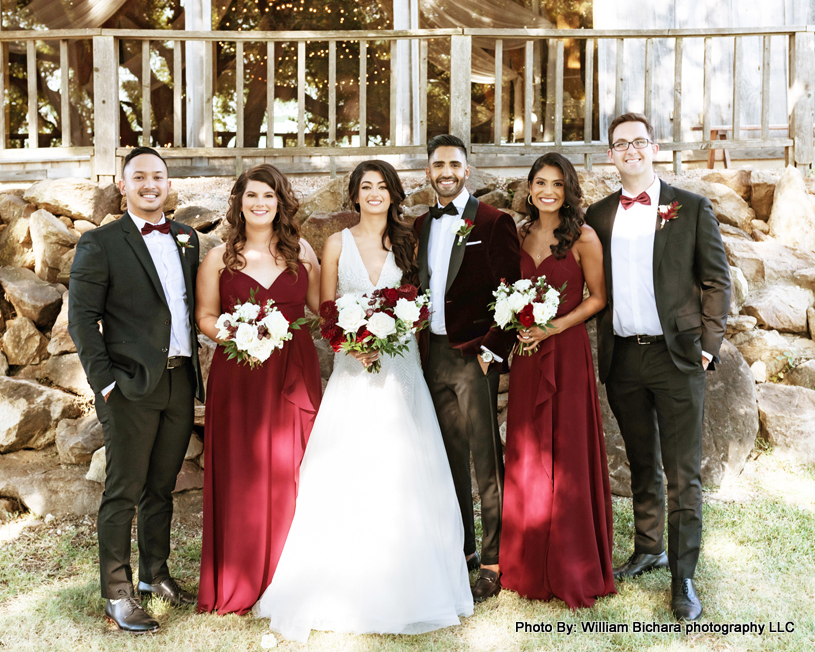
top-left (1, 448), bottom-right (814, 652)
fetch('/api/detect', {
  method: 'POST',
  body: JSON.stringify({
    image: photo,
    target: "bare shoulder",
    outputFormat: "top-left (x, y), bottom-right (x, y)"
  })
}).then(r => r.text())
top-left (201, 243), bottom-right (227, 272)
top-left (299, 237), bottom-right (317, 259)
top-left (322, 231), bottom-right (343, 260)
top-left (575, 224), bottom-right (602, 254)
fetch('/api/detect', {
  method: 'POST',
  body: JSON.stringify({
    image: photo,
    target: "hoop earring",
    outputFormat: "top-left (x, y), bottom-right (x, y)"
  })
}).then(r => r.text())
top-left (563, 204), bottom-right (570, 209)
top-left (526, 194), bottom-right (534, 206)
top-left (239, 211), bottom-right (245, 223)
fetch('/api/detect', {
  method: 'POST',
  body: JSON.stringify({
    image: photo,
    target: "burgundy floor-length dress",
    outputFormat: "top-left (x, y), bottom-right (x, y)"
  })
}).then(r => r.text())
top-left (500, 247), bottom-right (616, 609)
top-left (198, 264), bottom-right (322, 615)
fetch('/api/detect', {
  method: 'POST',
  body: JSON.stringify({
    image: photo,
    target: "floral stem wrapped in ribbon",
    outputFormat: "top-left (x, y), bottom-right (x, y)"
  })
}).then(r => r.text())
top-left (319, 284), bottom-right (431, 373)
top-left (215, 288), bottom-right (307, 368)
top-left (489, 276), bottom-right (566, 356)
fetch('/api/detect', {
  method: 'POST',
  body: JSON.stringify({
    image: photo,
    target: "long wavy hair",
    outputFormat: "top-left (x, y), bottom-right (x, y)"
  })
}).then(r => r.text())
top-left (521, 153), bottom-right (584, 260)
top-left (348, 160), bottom-right (417, 285)
top-left (223, 164), bottom-right (301, 276)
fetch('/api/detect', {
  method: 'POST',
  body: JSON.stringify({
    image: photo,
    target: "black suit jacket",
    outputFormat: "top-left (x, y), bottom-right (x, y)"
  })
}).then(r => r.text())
top-left (585, 181), bottom-right (731, 383)
top-left (68, 211), bottom-right (204, 402)
top-left (414, 195), bottom-right (521, 360)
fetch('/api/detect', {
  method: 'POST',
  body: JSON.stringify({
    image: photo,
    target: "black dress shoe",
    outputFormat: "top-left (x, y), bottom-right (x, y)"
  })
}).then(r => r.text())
top-left (137, 578), bottom-right (196, 606)
top-left (671, 578), bottom-right (703, 621)
top-left (466, 552), bottom-right (480, 572)
top-left (471, 568), bottom-right (501, 603)
top-left (613, 551), bottom-right (669, 580)
top-left (105, 594), bottom-right (160, 633)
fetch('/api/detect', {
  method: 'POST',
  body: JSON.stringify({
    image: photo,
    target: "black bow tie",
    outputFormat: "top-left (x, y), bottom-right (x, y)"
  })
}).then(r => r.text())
top-left (429, 203), bottom-right (458, 219)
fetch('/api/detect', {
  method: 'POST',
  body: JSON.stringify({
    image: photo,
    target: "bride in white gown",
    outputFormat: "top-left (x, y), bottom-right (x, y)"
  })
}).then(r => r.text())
top-left (253, 160), bottom-right (473, 642)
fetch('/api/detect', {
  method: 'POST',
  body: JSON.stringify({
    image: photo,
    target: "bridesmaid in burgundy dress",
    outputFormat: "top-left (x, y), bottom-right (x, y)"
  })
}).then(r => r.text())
top-left (500, 153), bottom-right (616, 609)
top-left (195, 164), bottom-right (322, 614)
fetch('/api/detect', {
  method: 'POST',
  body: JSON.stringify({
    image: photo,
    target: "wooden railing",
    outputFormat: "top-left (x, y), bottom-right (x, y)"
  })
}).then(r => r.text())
top-left (0, 26), bottom-right (812, 182)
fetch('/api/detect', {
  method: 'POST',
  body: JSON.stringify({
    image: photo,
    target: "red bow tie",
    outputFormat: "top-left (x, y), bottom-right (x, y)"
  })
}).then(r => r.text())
top-left (620, 191), bottom-right (651, 210)
top-left (141, 221), bottom-right (171, 236)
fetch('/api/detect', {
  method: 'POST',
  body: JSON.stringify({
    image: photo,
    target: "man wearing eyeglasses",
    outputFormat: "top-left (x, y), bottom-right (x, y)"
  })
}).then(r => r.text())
top-left (585, 113), bottom-right (731, 621)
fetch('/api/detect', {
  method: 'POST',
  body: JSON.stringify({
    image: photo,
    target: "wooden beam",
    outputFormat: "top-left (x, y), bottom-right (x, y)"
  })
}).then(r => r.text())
top-left (524, 40), bottom-right (533, 146)
top-left (419, 38), bottom-right (428, 146)
top-left (390, 39), bottom-right (397, 146)
top-left (266, 41), bottom-right (275, 148)
top-left (761, 35), bottom-right (771, 140)
top-left (644, 38), bottom-right (654, 124)
top-left (494, 39), bottom-right (502, 146)
top-left (733, 36), bottom-right (742, 139)
top-left (0, 43), bottom-right (6, 149)
top-left (173, 40), bottom-right (182, 147)
top-left (583, 38), bottom-right (594, 169)
top-left (27, 40), bottom-right (37, 148)
top-left (615, 38), bottom-right (624, 116)
top-left (673, 37), bottom-right (683, 173)
top-left (297, 40), bottom-right (305, 147)
top-left (449, 34), bottom-right (472, 149)
top-left (236, 41), bottom-right (244, 148)
top-left (359, 39), bottom-right (367, 147)
top-left (328, 41), bottom-right (336, 145)
top-left (60, 40), bottom-right (71, 147)
top-left (141, 40), bottom-right (151, 146)
top-left (791, 31), bottom-right (814, 167)
top-left (703, 37), bottom-right (712, 153)
top-left (92, 35), bottom-right (118, 180)
top-left (554, 40), bottom-right (563, 147)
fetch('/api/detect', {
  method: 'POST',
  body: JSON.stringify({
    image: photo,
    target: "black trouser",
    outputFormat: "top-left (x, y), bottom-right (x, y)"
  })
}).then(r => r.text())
top-left (424, 334), bottom-right (504, 566)
top-left (605, 337), bottom-right (706, 579)
top-left (94, 362), bottom-right (194, 599)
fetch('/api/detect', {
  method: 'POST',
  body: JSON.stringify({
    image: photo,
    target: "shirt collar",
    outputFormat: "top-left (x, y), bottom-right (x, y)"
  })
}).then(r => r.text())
top-left (435, 188), bottom-right (470, 214)
top-left (130, 213), bottom-right (167, 233)
top-left (621, 175), bottom-right (660, 203)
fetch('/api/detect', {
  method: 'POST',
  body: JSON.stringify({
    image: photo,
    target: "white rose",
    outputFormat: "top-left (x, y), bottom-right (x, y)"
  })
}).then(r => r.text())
top-left (176, 233), bottom-right (191, 245)
top-left (335, 293), bottom-right (361, 311)
top-left (494, 299), bottom-right (513, 329)
top-left (545, 287), bottom-right (560, 303)
top-left (215, 313), bottom-right (232, 340)
top-left (234, 322), bottom-right (258, 351)
top-left (336, 303), bottom-right (368, 334)
top-left (235, 302), bottom-right (261, 322)
top-left (394, 298), bottom-right (421, 325)
top-left (367, 312), bottom-right (397, 339)
top-left (450, 217), bottom-right (465, 235)
top-left (262, 310), bottom-right (290, 341)
top-left (508, 291), bottom-right (528, 313)
top-left (248, 336), bottom-right (276, 362)
top-left (513, 278), bottom-right (533, 292)
top-left (532, 302), bottom-right (555, 325)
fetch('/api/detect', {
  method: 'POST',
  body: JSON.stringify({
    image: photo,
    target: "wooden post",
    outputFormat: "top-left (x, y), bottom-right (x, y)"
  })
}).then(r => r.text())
top-left (524, 40), bottom-right (533, 146)
top-left (584, 38), bottom-right (594, 169)
top-left (173, 40), bottom-right (182, 147)
top-left (419, 38), bottom-right (428, 146)
top-left (732, 36), bottom-right (742, 141)
top-left (703, 37), bottom-right (711, 151)
top-left (494, 39), bottom-right (502, 146)
top-left (266, 41), bottom-right (275, 148)
top-left (0, 42), bottom-right (6, 149)
top-left (328, 40), bottom-right (337, 177)
top-left (235, 40), bottom-right (244, 175)
top-left (142, 40), bottom-right (151, 146)
top-left (644, 38), bottom-right (654, 124)
top-left (761, 35), bottom-right (771, 140)
top-left (390, 39), bottom-right (397, 146)
top-left (791, 31), bottom-right (814, 169)
top-left (297, 41), bottom-right (305, 147)
top-left (673, 37), bottom-right (683, 173)
top-left (615, 38), bottom-right (624, 116)
top-left (449, 34), bottom-right (472, 149)
top-left (60, 39), bottom-right (71, 147)
top-left (93, 35), bottom-right (119, 182)
top-left (27, 40), bottom-right (37, 148)
top-left (359, 39), bottom-right (367, 147)
top-left (554, 40), bottom-right (563, 147)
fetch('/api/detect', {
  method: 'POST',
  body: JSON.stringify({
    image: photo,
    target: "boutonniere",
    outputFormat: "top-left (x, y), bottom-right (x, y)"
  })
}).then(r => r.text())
top-left (451, 218), bottom-right (475, 245)
top-left (176, 229), bottom-right (193, 256)
top-left (658, 201), bottom-right (681, 229)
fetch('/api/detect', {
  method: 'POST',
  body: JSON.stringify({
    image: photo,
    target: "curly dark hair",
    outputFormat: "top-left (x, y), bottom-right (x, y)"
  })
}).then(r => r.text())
top-left (521, 153), bottom-right (584, 260)
top-left (348, 160), bottom-right (417, 285)
top-left (223, 164), bottom-right (301, 276)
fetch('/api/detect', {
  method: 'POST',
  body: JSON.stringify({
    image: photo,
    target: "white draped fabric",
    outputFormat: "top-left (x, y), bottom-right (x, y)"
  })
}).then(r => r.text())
top-left (26, 0), bottom-right (127, 28)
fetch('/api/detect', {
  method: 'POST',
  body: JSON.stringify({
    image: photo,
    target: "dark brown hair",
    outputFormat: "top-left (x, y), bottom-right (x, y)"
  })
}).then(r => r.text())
top-left (427, 134), bottom-right (468, 161)
top-left (521, 153), bottom-right (584, 260)
top-left (122, 146), bottom-right (168, 175)
top-left (607, 112), bottom-right (655, 148)
top-left (223, 164), bottom-right (301, 276)
top-left (348, 160), bottom-right (417, 285)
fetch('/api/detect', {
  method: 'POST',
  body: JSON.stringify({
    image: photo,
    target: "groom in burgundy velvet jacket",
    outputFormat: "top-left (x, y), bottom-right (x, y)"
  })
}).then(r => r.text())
top-left (414, 134), bottom-right (520, 602)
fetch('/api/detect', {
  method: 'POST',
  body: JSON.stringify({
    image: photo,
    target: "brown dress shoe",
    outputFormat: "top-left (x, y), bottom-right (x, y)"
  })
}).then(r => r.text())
top-left (471, 568), bottom-right (501, 603)
top-left (137, 578), bottom-right (196, 606)
top-left (466, 552), bottom-right (481, 572)
top-left (105, 594), bottom-right (160, 633)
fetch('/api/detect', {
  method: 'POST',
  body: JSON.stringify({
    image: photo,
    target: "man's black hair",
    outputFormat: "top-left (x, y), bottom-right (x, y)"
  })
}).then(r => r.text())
top-left (122, 146), bottom-right (168, 174)
top-left (427, 134), bottom-right (468, 161)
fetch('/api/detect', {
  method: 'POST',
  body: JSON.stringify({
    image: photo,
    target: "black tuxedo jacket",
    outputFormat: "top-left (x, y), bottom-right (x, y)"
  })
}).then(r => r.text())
top-left (585, 181), bottom-right (731, 383)
top-left (68, 211), bottom-right (204, 402)
top-left (414, 195), bottom-right (521, 360)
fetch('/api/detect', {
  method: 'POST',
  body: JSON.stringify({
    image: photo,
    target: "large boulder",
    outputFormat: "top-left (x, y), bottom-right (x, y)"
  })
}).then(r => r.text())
top-left (465, 167), bottom-right (499, 197)
top-left (300, 211), bottom-right (360, 259)
top-left (0, 193), bottom-right (36, 224)
top-left (726, 314), bottom-right (757, 334)
top-left (23, 178), bottom-right (120, 225)
top-left (196, 229), bottom-right (222, 265)
top-left (174, 459), bottom-right (204, 492)
top-left (478, 189), bottom-right (509, 210)
top-left (174, 205), bottom-right (219, 232)
top-left (578, 170), bottom-right (618, 206)
top-left (47, 291), bottom-right (75, 355)
top-left (750, 170), bottom-right (779, 221)
top-left (29, 208), bottom-right (79, 283)
top-left (57, 248), bottom-right (75, 287)
top-left (404, 185), bottom-right (435, 208)
top-left (768, 165), bottom-right (815, 251)
top-left (757, 384), bottom-right (815, 464)
top-left (701, 168), bottom-right (752, 203)
top-left (2, 317), bottom-right (48, 365)
top-left (671, 179), bottom-right (755, 232)
top-left (55, 415), bottom-right (104, 464)
top-left (701, 339), bottom-right (759, 486)
top-left (722, 235), bottom-right (815, 291)
top-left (0, 351), bottom-right (8, 376)
top-left (729, 266), bottom-right (748, 316)
top-left (0, 214), bottom-right (35, 269)
top-left (741, 286), bottom-right (815, 334)
top-left (86, 446), bottom-right (106, 484)
top-left (0, 376), bottom-right (82, 453)
top-left (0, 448), bottom-right (102, 517)
top-left (729, 329), bottom-right (815, 377)
top-left (0, 266), bottom-right (63, 328)
top-left (43, 353), bottom-right (94, 399)
top-left (295, 173), bottom-right (351, 223)
top-left (780, 359), bottom-right (815, 390)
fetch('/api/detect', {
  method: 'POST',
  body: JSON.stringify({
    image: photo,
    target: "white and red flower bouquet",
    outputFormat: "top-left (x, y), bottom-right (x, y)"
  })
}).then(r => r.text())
top-left (319, 284), bottom-right (431, 373)
top-left (489, 276), bottom-right (566, 355)
top-left (215, 288), bottom-right (307, 368)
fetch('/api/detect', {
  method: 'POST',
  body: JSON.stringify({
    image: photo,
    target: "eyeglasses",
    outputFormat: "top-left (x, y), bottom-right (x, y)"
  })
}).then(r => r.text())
top-left (611, 139), bottom-right (653, 152)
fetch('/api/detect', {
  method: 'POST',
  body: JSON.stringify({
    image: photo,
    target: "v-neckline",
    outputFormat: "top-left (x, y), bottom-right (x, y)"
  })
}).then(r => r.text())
top-left (234, 268), bottom-right (287, 291)
top-left (346, 230), bottom-right (392, 288)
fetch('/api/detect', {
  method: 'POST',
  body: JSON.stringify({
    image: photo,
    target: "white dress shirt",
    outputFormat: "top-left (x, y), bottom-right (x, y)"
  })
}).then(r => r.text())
top-left (103, 214), bottom-right (192, 397)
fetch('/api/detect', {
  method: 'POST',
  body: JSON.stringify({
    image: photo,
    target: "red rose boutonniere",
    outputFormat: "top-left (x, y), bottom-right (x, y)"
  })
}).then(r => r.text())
top-left (176, 228), bottom-right (194, 256)
top-left (658, 201), bottom-right (681, 229)
top-left (451, 217), bottom-right (475, 245)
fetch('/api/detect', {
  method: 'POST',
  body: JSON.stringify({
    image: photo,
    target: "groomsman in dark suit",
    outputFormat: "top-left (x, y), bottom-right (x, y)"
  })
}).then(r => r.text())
top-left (414, 134), bottom-right (521, 602)
top-left (585, 113), bottom-right (731, 620)
top-left (69, 147), bottom-right (204, 632)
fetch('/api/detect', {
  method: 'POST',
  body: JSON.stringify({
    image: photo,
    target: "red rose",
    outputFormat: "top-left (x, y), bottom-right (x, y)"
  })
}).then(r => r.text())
top-left (518, 304), bottom-right (535, 328)
top-left (418, 305), bottom-right (430, 322)
top-left (381, 288), bottom-right (399, 306)
top-left (329, 331), bottom-right (344, 351)
top-left (397, 284), bottom-right (419, 302)
top-left (320, 300), bottom-right (338, 320)
top-left (464, 218), bottom-right (474, 228)
top-left (357, 327), bottom-right (372, 341)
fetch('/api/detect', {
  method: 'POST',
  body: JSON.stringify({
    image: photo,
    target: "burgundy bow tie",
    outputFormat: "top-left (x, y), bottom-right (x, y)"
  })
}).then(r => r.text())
top-left (620, 191), bottom-right (651, 210)
top-left (141, 221), bottom-right (171, 236)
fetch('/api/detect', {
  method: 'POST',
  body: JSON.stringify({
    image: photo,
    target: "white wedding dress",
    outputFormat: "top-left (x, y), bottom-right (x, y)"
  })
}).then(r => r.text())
top-left (253, 229), bottom-right (473, 642)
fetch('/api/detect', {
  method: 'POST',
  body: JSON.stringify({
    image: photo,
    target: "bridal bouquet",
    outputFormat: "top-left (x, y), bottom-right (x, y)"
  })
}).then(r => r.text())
top-left (319, 283), bottom-right (431, 373)
top-left (215, 289), bottom-right (307, 368)
top-left (489, 276), bottom-right (566, 355)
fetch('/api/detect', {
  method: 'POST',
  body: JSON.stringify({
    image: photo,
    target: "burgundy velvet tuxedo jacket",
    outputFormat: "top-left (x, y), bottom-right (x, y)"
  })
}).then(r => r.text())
top-left (414, 195), bottom-right (521, 360)
top-left (584, 180), bottom-right (731, 383)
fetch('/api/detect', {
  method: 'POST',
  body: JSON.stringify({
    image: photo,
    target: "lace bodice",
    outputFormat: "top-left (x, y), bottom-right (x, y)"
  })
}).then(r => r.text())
top-left (337, 228), bottom-right (403, 295)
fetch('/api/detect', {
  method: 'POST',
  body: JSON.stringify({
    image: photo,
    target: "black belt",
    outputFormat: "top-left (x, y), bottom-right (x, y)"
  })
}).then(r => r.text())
top-left (617, 334), bottom-right (665, 345)
top-left (166, 356), bottom-right (188, 369)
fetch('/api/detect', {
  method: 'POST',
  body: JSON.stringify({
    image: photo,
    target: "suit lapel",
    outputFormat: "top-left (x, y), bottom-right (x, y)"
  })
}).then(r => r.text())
top-left (652, 181), bottom-right (676, 278)
top-left (121, 211), bottom-right (169, 309)
top-left (445, 194), bottom-right (478, 293)
top-left (600, 190), bottom-right (622, 300)
top-left (417, 214), bottom-right (432, 290)
top-left (169, 220), bottom-right (195, 308)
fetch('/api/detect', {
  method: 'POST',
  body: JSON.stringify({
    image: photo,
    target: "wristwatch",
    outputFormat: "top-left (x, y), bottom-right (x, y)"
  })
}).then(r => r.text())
top-left (480, 350), bottom-right (494, 364)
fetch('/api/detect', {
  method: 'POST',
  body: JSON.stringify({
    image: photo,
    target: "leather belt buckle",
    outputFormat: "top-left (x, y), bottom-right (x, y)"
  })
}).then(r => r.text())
top-left (166, 356), bottom-right (186, 369)
top-left (636, 334), bottom-right (651, 345)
